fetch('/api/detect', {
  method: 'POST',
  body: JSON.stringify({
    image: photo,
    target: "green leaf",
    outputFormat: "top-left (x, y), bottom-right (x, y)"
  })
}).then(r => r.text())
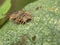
top-left (0, 0), bottom-right (60, 45)
top-left (0, 0), bottom-right (11, 19)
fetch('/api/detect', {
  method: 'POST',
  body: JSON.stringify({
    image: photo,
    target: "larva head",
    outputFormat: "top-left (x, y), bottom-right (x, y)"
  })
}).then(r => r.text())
top-left (9, 12), bottom-right (19, 20)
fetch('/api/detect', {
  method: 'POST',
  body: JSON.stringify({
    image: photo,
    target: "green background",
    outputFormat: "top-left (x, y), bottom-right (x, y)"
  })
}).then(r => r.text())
top-left (0, 0), bottom-right (60, 45)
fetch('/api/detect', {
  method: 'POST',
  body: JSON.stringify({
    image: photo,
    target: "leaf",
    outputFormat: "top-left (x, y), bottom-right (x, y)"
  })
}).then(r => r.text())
top-left (0, 0), bottom-right (11, 19)
top-left (0, 0), bottom-right (60, 45)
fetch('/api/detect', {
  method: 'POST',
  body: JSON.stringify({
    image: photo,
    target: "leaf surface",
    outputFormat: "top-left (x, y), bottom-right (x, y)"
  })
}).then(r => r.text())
top-left (0, 0), bottom-right (60, 45)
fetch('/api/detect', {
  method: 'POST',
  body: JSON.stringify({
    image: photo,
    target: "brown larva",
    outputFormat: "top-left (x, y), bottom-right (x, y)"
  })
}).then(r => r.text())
top-left (9, 11), bottom-right (32, 24)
